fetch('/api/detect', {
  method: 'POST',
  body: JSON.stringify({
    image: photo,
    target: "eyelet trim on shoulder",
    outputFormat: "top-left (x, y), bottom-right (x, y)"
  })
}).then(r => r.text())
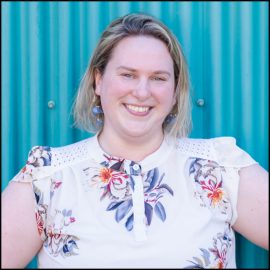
top-left (176, 138), bottom-right (215, 160)
top-left (51, 138), bottom-right (91, 167)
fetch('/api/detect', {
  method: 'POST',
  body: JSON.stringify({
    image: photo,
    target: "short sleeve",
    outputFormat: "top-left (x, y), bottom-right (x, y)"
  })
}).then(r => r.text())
top-left (11, 146), bottom-right (53, 183)
top-left (10, 146), bottom-right (54, 241)
top-left (211, 137), bottom-right (258, 225)
top-left (211, 137), bottom-right (257, 167)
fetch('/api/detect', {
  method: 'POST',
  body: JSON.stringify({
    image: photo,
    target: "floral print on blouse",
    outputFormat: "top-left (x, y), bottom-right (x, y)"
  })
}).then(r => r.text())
top-left (17, 146), bottom-right (79, 258)
top-left (9, 135), bottom-right (257, 268)
top-left (90, 154), bottom-right (174, 231)
top-left (184, 230), bottom-right (232, 268)
top-left (185, 158), bottom-right (234, 268)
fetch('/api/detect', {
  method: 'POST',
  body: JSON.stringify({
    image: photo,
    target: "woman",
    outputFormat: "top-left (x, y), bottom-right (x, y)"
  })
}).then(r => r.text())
top-left (2, 13), bottom-right (268, 268)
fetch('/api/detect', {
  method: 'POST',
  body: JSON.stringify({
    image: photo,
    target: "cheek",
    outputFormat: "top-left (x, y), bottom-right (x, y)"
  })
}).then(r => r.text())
top-left (114, 78), bottom-right (138, 95)
top-left (101, 76), bottom-right (129, 97)
top-left (155, 86), bottom-right (175, 105)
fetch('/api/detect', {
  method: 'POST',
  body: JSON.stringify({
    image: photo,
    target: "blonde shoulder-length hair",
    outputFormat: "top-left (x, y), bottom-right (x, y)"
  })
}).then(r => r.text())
top-left (73, 13), bottom-right (192, 138)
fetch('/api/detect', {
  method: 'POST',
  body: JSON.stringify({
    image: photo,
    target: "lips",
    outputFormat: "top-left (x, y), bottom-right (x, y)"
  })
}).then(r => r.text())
top-left (124, 104), bottom-right (152, 116)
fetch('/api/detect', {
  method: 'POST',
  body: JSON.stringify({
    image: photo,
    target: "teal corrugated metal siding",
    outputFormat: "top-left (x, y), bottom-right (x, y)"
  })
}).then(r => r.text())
top-left (1, 1), bottom-right (268, 268)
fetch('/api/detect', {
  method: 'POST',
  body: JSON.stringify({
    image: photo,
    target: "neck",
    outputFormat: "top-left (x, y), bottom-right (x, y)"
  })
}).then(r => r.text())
top-left (97, 128), bottom-right (164, 162)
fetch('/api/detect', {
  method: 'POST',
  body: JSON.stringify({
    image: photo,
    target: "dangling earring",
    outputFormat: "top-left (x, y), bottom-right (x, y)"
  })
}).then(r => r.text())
top-left (92, 105), bottom-right (104, 126)
top-left (164, 112), bottom-right (176, 125)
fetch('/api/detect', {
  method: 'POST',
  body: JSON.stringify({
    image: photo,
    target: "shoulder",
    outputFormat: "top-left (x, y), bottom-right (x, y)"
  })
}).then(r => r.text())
top-left (50, 137), bottom-right (93, 168)
top-left (12, 136), bottom-right (95, 183)
top-left (28, 137), bottom-right (93, 168)
top-left (176, 136), bottom-right (257, 167)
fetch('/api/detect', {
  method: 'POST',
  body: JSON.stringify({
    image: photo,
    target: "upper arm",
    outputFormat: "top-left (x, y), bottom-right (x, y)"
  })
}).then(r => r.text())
top-left (233, 164), bottom-right (269, 250)
top-left (1, 182), bottom-right (43, 268)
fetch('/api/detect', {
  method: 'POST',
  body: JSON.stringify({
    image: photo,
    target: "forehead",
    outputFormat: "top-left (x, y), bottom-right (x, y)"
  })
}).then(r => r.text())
top-left (108, 35), bottom-right (174, 71)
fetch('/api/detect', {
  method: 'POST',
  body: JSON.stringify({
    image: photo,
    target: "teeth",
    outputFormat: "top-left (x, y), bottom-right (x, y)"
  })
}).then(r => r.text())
top-left (126, 104), bottom-right (150, 113)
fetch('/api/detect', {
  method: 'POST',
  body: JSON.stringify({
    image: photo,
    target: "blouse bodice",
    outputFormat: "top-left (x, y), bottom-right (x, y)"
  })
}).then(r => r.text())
top-left (11, 134), bottom-right (257, 268)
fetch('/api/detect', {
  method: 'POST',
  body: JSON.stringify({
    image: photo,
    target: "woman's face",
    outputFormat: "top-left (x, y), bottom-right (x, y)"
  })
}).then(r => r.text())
top-left (95, 35), bottom-right (176, 140)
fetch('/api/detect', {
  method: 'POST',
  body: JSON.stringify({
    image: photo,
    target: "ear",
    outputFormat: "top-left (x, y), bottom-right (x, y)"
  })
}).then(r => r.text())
top-left (94, 70), bottom-right (102, 96)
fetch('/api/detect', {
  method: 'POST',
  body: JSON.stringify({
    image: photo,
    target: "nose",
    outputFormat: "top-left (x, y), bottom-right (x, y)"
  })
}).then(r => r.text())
top-left (132, 78), bottom-right (151, 100)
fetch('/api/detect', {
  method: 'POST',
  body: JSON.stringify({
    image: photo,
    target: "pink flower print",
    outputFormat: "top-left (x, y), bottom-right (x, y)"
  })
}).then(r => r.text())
top-left (95, 167), bottom-right (130, 200)
top-left (199, 179), bottom-right (224, 206)
top-left (36, 212), bottom-right (44, 236)
top-left (70, 217), bottom-right (76, 223)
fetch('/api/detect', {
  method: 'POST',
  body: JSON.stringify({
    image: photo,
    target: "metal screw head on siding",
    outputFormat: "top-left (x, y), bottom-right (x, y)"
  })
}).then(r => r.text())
top-left (48, 100), bottom-right (55, 109)
top-left (196, 99), bottom-right (205, 107)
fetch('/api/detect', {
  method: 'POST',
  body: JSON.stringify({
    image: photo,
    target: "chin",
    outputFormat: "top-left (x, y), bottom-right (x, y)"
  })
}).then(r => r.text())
top-left (120, 124), bottom-right (157, 139)
top-left (122, 129), bottom-right (148, 138)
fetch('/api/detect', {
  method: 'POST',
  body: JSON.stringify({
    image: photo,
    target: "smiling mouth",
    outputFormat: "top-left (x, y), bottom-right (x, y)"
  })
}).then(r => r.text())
top-left (124, 104), bottom-right (152, 115)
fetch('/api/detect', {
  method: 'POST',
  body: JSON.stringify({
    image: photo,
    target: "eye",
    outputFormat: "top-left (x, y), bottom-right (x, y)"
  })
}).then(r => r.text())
top-left (121, 73), bottom-right (135, 79)
top-left (151, 76), bottom-right (167, 81)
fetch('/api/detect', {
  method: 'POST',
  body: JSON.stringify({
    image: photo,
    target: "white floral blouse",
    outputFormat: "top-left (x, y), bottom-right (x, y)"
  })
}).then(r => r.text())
top-left (11, 133), bottom-right (257, 268)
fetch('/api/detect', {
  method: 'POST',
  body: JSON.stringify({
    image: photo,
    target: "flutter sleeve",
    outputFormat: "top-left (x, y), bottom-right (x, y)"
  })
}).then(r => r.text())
top-left (10, 146), bottom-right (56, 241)
top-left (211, 137), bottom-right (258, 225)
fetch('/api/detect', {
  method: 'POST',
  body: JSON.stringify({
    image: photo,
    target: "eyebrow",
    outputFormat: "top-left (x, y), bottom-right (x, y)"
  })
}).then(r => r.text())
top-left (116, 66), bottom-right (171, 76)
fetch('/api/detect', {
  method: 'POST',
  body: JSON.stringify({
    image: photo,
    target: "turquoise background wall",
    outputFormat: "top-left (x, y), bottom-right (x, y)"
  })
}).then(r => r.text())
top-left (1, 1), bottom-right (268, 268)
